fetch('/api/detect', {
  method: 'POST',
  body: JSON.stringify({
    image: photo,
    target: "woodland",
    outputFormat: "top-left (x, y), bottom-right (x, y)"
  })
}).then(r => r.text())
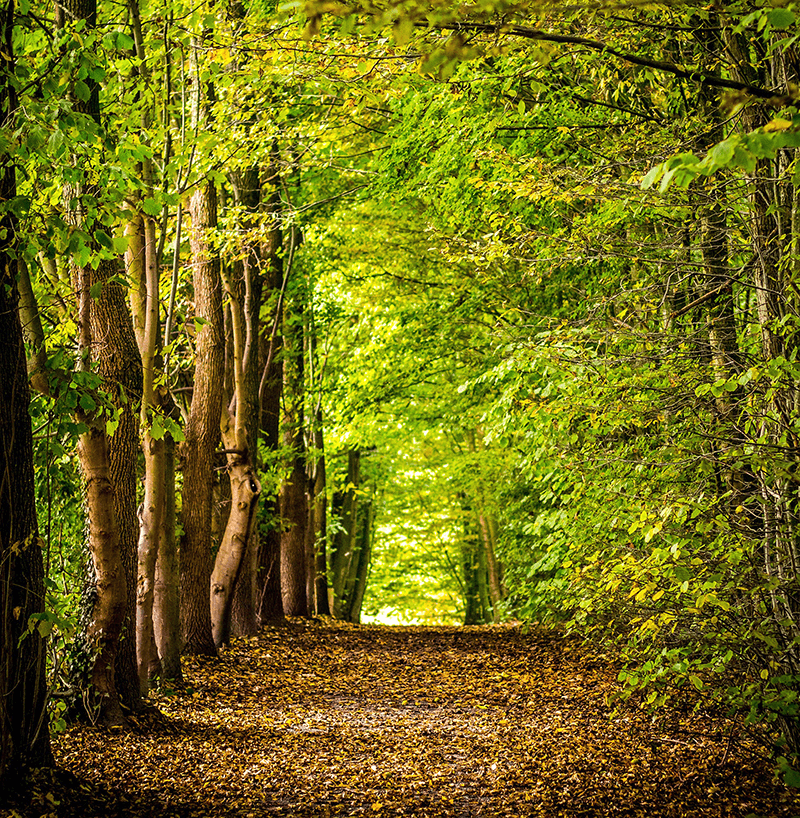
top-left (4, 0), bottom-right (800, 813)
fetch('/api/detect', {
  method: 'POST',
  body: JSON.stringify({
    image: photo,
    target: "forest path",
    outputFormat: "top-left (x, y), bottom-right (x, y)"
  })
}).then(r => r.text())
top-left (49, 621), bottom-right (799, 817)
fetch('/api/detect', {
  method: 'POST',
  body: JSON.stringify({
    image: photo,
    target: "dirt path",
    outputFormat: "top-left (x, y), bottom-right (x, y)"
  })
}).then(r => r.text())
top-left (38, 622), bottom-right (800, 816)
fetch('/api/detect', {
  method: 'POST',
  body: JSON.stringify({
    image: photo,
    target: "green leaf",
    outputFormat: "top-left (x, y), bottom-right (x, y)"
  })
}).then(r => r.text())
top-left (768, 8), bottom-right (795, 29)
top-left (142, 197), bottom-right (161, 217)
top-left (79, 392), bottom-right (97, 413)
top-left (163, 416), bottom-right (185, 443)
top-left (76, 244), bottom-right (91, 269)
top-left (75, 80), bottom-right (91, 102)
top-left (689, 674), bottom-right (703, 691)
top-left (150, 414), bottom-right (165, 440)
top-left (641, 165), bottom-right (663, 190)
top-left (113, 235), bottom-right (129, 254)
top-left (116, 32), bottom-right (135, 50)
top-left (7, 196), bottom-right (31, 217)
top-left (783, 766), bottom-right (800, 788)
top-left (96, 230), bottom-right (113, 250)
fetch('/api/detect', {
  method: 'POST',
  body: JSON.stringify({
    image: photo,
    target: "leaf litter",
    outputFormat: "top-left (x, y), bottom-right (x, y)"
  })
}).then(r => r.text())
top-left (17, 622), bottom-right (800, 816)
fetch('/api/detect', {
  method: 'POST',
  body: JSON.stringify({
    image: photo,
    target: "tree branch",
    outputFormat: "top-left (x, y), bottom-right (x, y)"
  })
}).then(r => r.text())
top-left (438, 22), bottom-right (782, 100)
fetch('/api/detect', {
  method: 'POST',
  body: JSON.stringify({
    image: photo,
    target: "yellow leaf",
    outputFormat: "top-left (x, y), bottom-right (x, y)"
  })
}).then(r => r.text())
top-left (764, 118), bottom-right (792, 132)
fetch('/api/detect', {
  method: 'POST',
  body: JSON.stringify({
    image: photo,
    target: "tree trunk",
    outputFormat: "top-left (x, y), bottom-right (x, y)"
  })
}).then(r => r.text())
top-left (154, 435), bottom-right (181, 680)
top-left (460, 506), bottom-right (482, 626)
top-left (307, 415), bottom-right (330, 617)
top-left (56, 0), bottom-right (134, 724)
top-left (476, 512), bottom-right (502, 623)
top-left (179, 176), bottom-right (224, 656)
top-left (179, 21), bottom-right (224, 655)
top-left (312, 446), bottom-right (331, 617)
top-left (331, 449), bottom-right (360, 618)
top-left (280, 459), bottom-right (309, 617)
top-left (212, 164), bottom-right (264, 645)
top-left (91, 260), bottom-right (143, 712)
top-left (0, 2), bottom-right (51, 772)
top-left (256, 161), bottom-right (286, 623)
top-left (346, 499), bottom-right (374, 624)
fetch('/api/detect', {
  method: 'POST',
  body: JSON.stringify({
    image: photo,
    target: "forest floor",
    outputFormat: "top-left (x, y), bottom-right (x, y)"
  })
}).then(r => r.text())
top-left (10, 620), bottom-right (800, 817)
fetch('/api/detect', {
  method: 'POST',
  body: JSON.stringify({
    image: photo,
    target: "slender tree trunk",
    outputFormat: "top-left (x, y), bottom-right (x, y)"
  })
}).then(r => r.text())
top-left (331, 449), bottom-right (360, 618)
top-left (347, 499), bottom-right (374, 624)
top-left (154, 435), bottom-right (181, 680)
top-left (125, 0), bottom-right (171, 692)
top-left (466, 430), bottom-right (503, 621)
top-left (279, 282), bottom-right (308, 617)
top-left (476, 512), bottom-right (502, 622)
top-left (313, 477), bottom-right (331, 616)
top-left (309, 415), bottom-right (330, 616)
top-left (255, 159), bottom-right (287, 623)
top-left (459, 498), bottom-right (482, 626)
top-left (213, 164), bottom-right (263, 644)
top-left (306, 302), bottom-right (330, 617)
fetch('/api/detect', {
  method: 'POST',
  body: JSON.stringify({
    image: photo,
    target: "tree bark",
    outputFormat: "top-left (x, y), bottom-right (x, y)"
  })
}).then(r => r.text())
top-left (311, 421), bottom-right (331, 617)
top-left (331, 449), bottom-right (360, 618)
top-left (256, 161), bottom-right (286, 624)
top-left (279, 282), bottom-right (308, 617)
top-left (179, 177), bottom-right (224, 656)
top-left (91, 260), bottom-right (143, 713)
top-left (179, 23), bottom-right (225, 655)
top-left (154, 434), bottom-right (181, 680)
top-left (0, 0), bottom-right (51, 773)
top-left (212, 164), bottom-right (264, 645)
top-left (56, 0), bottom-right (135, 724)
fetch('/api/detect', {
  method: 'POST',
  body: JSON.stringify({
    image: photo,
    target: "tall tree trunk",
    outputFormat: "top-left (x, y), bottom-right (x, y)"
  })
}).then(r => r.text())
top-left (179, 175), bottom-right (224, 656)
top-left (279, 280), bottom-right (308, 617)
top-left (331, 449), bottom-right (360, 618)
top-left (308, 414), bottom-right (330, 616)
top-left (306, 302), bottom-right (330, 617)
top-left (459, 498), bottom-right (482, 626)
top-left (56, 0), bottom-right (134, 724)
top-left (313, 461), bottom-right (331, 617)
top-left (256, 160), bottom-right (285, 623)
top-left (476, 512), bottom-right (502, 623)
top-left (466, 430), bottom-right (503, 622)
top-left (346, 499), bottom-right (374, 624)
top-left (154, 435), bottom-right (181, 680)
top-left (92, 262), bottom-right (143, 712)
top-left (0, 0), bottom-right (51, 774)
top-left (212, 163), bottom-right (263, 645)
top-left (125, 0), bottom-right (171, 693)
top-left (179, 22), bottom-right (225, 656)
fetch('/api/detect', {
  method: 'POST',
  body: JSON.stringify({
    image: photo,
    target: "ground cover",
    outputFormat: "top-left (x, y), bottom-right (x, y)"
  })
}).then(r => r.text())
top-left (9, 622), bottom-right (800, 817)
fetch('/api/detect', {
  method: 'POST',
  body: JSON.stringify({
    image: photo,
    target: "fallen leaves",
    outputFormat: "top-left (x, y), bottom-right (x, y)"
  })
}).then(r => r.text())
top-left (24, 622), bottom-right (800, 816)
